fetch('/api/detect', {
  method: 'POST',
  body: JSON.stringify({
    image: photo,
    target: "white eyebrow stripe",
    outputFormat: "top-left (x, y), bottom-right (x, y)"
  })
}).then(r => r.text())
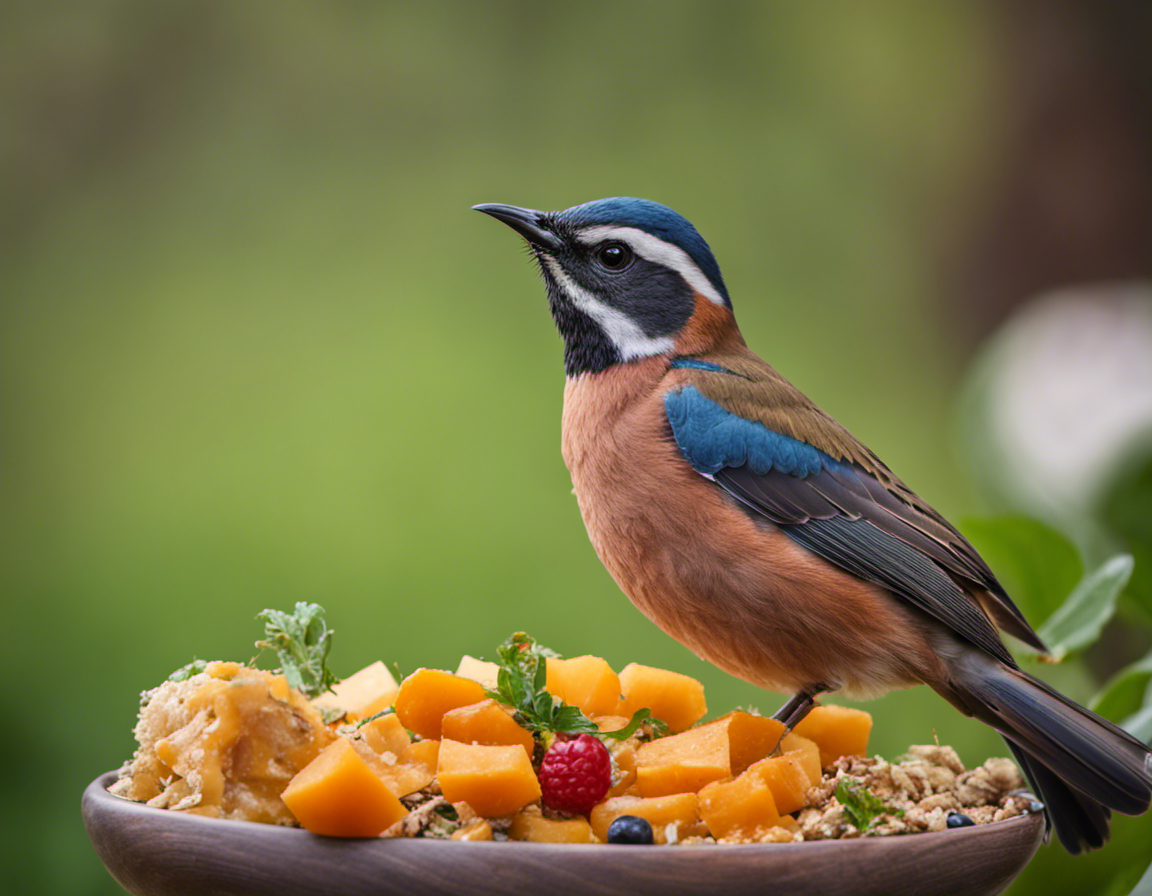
top-left (542, 257), bottom-right (675, 362)
top-left (577, 224), bottom-right (726, 307)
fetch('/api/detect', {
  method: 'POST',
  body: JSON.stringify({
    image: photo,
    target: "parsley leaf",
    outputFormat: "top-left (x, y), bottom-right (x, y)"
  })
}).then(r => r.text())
top-left (835, 777), bottom-right (903, 830)
top-left (254, 603), bottom-right (339, 699)
top-left (168, 658), bottom-right (209, 682)
top-left (484, 632), bottom-right (654, 741)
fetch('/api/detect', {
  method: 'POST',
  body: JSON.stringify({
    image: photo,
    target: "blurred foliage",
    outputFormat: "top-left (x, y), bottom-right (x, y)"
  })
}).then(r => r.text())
top-left (1, 2), bottom-right (1148, 894)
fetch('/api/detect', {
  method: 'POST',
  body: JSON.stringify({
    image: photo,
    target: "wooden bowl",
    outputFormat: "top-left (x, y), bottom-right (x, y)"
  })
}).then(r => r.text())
top-left (83, 771), bottom-right (1045, 896)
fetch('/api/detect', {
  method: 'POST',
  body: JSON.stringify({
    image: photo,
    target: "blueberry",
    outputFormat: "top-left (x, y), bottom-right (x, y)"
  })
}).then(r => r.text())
top-left (607, 814), bottom-right (655, 844)
top-left (946, 812), bottom-right (975, 828)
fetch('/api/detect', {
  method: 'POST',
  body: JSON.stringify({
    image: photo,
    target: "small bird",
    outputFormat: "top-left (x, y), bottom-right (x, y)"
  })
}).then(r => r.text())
top-left (474, 197), bottom-right (1152, 853)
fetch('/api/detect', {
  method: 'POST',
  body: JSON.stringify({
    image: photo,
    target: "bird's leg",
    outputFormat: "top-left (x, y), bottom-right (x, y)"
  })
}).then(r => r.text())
top-left (768, 685), bottom-right (827, 755)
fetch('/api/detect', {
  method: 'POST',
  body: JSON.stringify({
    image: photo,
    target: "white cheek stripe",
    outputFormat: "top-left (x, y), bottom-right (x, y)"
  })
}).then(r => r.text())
top-left (543, 257), bottom-right (675, 362)
top-left (578, 225), bottom-right (726, 307)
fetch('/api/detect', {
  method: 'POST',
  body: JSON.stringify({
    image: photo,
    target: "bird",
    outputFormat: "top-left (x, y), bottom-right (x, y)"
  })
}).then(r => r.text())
top-left (474, 196), bottom-right (1152, 852)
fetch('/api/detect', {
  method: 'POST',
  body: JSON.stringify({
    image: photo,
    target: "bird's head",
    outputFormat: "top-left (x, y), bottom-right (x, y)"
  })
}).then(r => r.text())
top-left (475, 197), bottom-right (735, 377)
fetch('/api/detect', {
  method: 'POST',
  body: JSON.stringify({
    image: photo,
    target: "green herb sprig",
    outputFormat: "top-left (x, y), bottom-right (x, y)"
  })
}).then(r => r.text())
top-left (485, 632), bottom-right (654, 741)
top-left (254, 602), bottom-right (339, 699)
top-left (835, 777), bottom-right (903, 830)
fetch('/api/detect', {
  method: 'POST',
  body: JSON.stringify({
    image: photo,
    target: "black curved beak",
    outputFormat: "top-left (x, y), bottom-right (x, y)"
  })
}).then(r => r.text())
top-left (472, 203), bottom-right (560, 251)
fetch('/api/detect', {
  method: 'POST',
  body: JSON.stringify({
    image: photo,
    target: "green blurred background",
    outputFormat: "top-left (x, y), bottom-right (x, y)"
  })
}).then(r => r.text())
top-left (3, 2), bottom-right (1151, 894)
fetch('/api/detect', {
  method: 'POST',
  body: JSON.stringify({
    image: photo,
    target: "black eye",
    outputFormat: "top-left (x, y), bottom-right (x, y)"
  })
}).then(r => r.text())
top-left (596, 242), bottom-right (632, 270)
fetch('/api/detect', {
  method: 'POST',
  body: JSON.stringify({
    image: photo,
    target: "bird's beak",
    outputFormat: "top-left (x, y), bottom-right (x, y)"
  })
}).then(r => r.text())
top-left (472, 203), bottom-right (561, 251)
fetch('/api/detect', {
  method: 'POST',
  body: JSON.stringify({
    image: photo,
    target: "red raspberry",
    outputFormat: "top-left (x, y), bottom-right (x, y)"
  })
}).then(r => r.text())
top-left (539, 733), bottom-right (612, 816)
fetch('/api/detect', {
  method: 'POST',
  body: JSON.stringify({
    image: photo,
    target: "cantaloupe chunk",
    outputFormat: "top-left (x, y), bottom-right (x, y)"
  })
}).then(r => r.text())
top-left (510, 806), bottom-right (597, 843)
top-left (698, 773), bottom-right (782, 839)
top-left (455, 655), bottom-right (500, 689)
top-left (437, 739), bottom-right (542, 818)
top-left (376, 739), bottom-right (439, 796)
top-left (699, 710), bottom-right (788, 774)
top-left (281, 738), bottom-right (408, 837)
top-left (359, 712), bottom-right (411, 758)
top-left (451, 819), bottom-right (493, 841)
top-left (393, 669), bottom-right (487, 740)
top-left (616, 663), bottom-right (707, 734)
top-left (312, 661), bottom-right (399, 722)
top-left (779, 733), bottom-right (822, 786)
top-left (441, 699), bottom-right (535, 759)
top-left (545, 656), bottom-right (621, 717)
top-left (792, 705), bottom-right (872, 767)
top-left (590, 793), bottom-right (699, 844)
top-left (634, 723), bottom-right (731, 797)
top-left (748, 753), bottom-right (812, 815)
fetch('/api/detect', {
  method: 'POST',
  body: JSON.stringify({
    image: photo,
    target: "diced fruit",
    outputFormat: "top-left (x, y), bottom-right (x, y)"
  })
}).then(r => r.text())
top-left (437, 739), bottom-right (542, 818)
top-left (748, 753), bottom-right (812, 815)
top-left (634, 723), bottom-right (730, 797)
top-left (792, 705), bottom-right (873, 767)
top-left (451, 819), bottom-right (494, 840)
top-left (393, 669), bottom-right (487, 740)
top-left (698, 710), bottom-right (787, 774)
top-left (359, 713), bottom-right (411, 758)
top-left (455, 655), bottom-right (500, 689)
top-left (545, 656), bottom-right (621, 717)
top-left (539, 733), bottom-right (612, 816)
top-left (779, 733), bottom-right (822, 786)
top-left (594, 715), bottom-right (630, 733)
top-left (590, 793), bottom-right (699, 844)
top-left (606, 814), bottom-right (654, 844)
top-left (376, 739), bottom-right (439, 796)
top-left (509, 806), bottom-right (597, 843)
top-left (312, 661), bottom-right (399, 722)
top-left (281, 738), bottom-right (408, 837)
top-left (616, 663), bottom-right (707, 733)
top-left (698, 773), bottom-right (781, 839)
top-left (441, 699), bottom-right (535, 759)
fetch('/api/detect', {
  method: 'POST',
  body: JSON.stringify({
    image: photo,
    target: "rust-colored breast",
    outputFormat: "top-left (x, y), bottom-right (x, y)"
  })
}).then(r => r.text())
top-left (560, 358), bottom-right (946, 700)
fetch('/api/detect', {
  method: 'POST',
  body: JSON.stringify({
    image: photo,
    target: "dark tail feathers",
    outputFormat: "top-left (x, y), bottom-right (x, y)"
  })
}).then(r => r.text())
top-left (948, 660), bottom-right (1152, 854)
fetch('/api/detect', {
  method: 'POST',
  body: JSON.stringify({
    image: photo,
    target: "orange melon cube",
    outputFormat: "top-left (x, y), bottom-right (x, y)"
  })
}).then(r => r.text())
top-left (748, 753), bottom-right (812, 815)
top-left (616, 663), bottom-right (707, 733)
top-left (455, 655), bottom-right (500, 689)
top-left (281, 738), bottom-right (408, 837)
top-left (451, 819), bottom-right (493, 840)
top-left (698, 773), bottom-right (782, 839)
top-left (376, 739), bottom-right (439, 796)
top-left (441, 699), bottom-right (535, 759)
top-left (634, 723), bottom-right (731, 797)
top-left (312, 661), bottom-right (399, 722)
top-left (393, 669), bottom-right (487, 740)
top-left (510, 806), bottom-right (597, 843)
top-left (779, 733), bottom-right (822, 785)
top-left (437, 739), bottom-right (542, 818)
top-left (792, 705), bottom-right (873, 766)
top-left (545, 656), bottom-right (621, 717)
top-left (359, 712), bottom-right (411, 758)
top-left (698, 710), bottom-right (788, 774)
top-left (590, 793), bottom-right (699, 844)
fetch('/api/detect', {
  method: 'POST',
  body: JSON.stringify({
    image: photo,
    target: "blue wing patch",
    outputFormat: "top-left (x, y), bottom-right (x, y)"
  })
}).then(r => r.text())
top-left (664, 386), bottom-right (827, 477)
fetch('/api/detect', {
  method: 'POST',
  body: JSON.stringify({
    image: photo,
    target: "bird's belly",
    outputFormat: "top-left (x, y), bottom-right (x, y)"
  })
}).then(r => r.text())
top-left (561, 369), bottom-right (942, 701)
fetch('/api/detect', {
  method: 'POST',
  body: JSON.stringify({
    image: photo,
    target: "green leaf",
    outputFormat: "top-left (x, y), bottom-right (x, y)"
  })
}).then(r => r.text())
top-left (1091, 649), bottom-right (1152, 722)
top-left (835, 777), bottom-right (903, 830)
top-left (1037, 555), bottom-right (1134, 661)
top-left (1122, 706), bottom-right (1152, 745)
top-left (959, 516), bottom-right (1082, 629)
top-left (254, 602), bottom-right (339, 698)
top-left (598, 708), bottom-right (655, 741)
top-left (167, 658), bottom-right (209, 682)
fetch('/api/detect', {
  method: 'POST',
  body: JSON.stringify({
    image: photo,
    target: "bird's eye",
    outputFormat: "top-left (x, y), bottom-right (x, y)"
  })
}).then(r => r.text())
top-left (595, 242), bottom-right (633, 270)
